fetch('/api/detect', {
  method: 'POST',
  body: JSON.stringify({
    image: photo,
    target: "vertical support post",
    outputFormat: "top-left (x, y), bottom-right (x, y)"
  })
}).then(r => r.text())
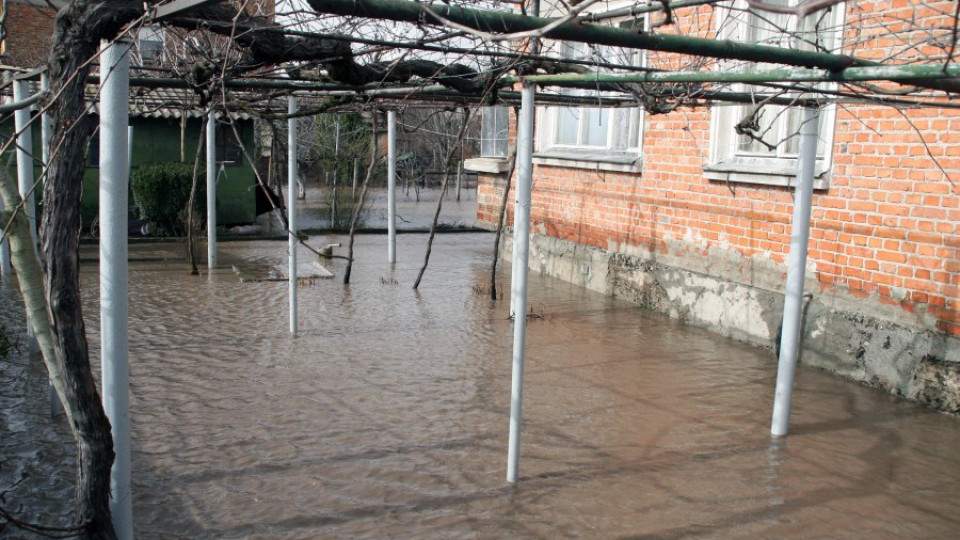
top-left (0, 73), bottom-right (9, 276)
top-left (387, 110), bottom-right (397, 263)
top-left (127, 126), bottom-right (134, 179)
top-left (506, 83), bottom-right (535, 484)
top-left (41, 75), bottom-right (53, 176)
top-left (288, 96), bottom-right (299, 334)
top-left (13, 80), bottom-right (37, 247)
top-left (99, 38), bottom-right (133, 540)
top-left (771, 106), bottom-right (819, 437)
top-left (332, 174), bottom-right (338, 227)
top-left (332, 116), bottom-right (340, 227)
top-left (206, 110), bottom-right (217, 269)
top-left (13, 80), bottom-right (38, 352)
top-left (456, 117), bottom-right (464, 202)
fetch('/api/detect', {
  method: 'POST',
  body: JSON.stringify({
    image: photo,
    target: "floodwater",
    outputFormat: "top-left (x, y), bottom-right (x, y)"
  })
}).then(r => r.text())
top-left (2, 233), bottom-right (960, 539)
top-left (296, 185), bottom-right (480, 231)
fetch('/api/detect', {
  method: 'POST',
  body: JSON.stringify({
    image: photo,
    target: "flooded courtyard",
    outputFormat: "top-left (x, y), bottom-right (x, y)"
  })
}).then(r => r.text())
top-left (2, 232), bottom-right (960, 539)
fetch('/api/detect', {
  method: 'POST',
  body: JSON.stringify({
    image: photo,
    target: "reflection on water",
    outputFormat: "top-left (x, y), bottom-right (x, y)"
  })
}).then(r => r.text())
top-left (2, 233), bottom-right (960, 539)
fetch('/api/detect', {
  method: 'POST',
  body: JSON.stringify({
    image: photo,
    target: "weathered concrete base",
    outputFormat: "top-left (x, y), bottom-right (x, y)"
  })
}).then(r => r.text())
top-left (501, 231), bottom-right (960, 415)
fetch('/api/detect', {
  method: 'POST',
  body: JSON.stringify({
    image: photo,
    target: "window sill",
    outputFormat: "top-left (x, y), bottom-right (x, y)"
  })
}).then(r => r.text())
top-left (533, 151), bottom-right (642, 173)
top-left (464, 157), bottom-right (511, 174)
top-left (704, 162), bottom-right (831, 190)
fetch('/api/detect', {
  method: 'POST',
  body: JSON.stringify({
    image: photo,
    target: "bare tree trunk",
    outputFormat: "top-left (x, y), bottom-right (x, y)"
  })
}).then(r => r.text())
top-left (413, 108), bottom-right (473, 289)
top-left (40, 2), bottom-right (143, 538)
top-left (343, 112), bottom-right (378, 284)
top-left (186, 115), bottom-right (209, 275)
top-left (490, 145), bottom-right (518, 301)
top-left (0, 173), bottom-right (62, 406)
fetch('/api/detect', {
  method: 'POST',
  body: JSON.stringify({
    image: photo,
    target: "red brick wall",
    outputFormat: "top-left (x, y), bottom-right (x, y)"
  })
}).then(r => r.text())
top-left (1, 2), bottom-right (57, 68)
top-left (479, 1), bottom-right (959, 338)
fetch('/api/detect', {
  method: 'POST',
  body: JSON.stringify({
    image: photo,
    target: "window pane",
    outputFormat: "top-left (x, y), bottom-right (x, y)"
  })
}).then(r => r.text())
top-left (557, 107), bottom-right (580, 145)
top-left (480, 106), bottom-right (509, 157)
top-left (737, 104), bottom-right (786, 155)
top-left (611, 108), bottom-right (640, 151)
top-left (582, 108), bottom-right (609, 147)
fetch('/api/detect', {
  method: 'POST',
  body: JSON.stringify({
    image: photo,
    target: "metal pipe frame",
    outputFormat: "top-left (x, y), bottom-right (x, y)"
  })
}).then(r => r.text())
top-left (206, 110), bottom-right (217, 269)
top-left (98, 38), bottom-right (134, 540)
top-left (506, 83), bottom-right (535, 484)
top-left (288, 96), bottom-right (299, 334)
top-left (387, 110), bottom-right (397, 264)
top-left (770, 106), bottom-right (819, 437)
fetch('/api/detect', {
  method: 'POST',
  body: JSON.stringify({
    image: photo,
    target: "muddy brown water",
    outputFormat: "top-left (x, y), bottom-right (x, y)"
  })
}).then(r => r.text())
top-left (2, 233), bottom-right (959, 539)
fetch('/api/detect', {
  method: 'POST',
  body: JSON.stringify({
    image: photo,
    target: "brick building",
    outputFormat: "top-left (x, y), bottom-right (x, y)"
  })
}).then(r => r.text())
top-left (468, 0), bottom-right (960, 413)
top-left (0, 0), bottom-right (62, 68)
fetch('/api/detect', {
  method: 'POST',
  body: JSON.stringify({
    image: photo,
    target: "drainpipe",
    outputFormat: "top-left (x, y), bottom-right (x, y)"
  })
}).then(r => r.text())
top-left (288, 96), bottom-right (299, 334)
top-left (99, 38), bottom-right (133, 540)
top-left (507, 82), bottom-right (535, 484)
top-left (206, 110), bottom-right (217, 269)
top-left (771, 106), bottom-right (818, 437)
top-left (387, 110), bottom-right (397, 263)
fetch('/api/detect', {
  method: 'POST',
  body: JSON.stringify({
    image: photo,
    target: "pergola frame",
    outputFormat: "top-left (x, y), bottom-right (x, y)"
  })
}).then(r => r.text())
top-left (4, 1), bottom-right (959, 537)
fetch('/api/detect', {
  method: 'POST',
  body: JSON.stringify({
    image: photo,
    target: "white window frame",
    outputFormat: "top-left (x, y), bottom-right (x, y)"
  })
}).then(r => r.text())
top-left (707, 1), bottom-right (844, 189)
top-left (465, 105), bottom-right (513, 174)
top-left (535, 5), bottom-right (647, 173)
top-left (480, 106), bottom-right (510, 158)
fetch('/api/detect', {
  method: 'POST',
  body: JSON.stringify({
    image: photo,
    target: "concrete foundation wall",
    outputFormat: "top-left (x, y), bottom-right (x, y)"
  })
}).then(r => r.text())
top-left (499, 231), bottom-right (960, 414)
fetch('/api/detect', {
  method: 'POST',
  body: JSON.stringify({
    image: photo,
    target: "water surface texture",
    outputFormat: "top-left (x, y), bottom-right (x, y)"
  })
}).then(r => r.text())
top-left (2, 233), bottom-right (959, 539)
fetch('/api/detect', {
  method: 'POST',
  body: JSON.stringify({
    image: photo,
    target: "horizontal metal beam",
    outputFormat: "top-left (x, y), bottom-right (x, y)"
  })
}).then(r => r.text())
top-left (152, 0), bottom-right (226, 21)
top-left (308, 0), bottom-right (862, 72)
top-left (306, 0), bottom-right (960, 94)
top-left (510, 63), bottom-right (960, 86)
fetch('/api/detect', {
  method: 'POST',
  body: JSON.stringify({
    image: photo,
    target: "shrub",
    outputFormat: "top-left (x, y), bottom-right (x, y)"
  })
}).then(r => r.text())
top-left (131, 162), bottom-right (206, 236)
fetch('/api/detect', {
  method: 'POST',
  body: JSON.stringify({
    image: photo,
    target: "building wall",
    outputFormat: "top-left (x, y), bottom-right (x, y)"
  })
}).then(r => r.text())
top-left (1, 1), bottom-right (58, 68)
top-left (477, 3), bottom-right (960, 413)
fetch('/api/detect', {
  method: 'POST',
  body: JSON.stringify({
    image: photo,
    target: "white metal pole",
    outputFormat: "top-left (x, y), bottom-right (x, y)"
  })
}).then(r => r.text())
top-left (507, 84), bottom-right (535, 484)
top-left (127, 126), bottom-right (134, 179)
top-left (0, 73), bottom-right (10, 277)
top-left (771, 106), bottom-right (819, 437)
top-left (13, 80), bottom-right (37, 247)
top-left (456, 137), bottom-right (463, 202)
top-left (288, 96), bottom-right (299, 334)
top-left (41, 75), bottom-right (53, 176)
top-left (206, 110), bottom-right (217, 269)
top-left (13, 80), bottom-right (38, 352)
top-left (387, 110), bottom-right (397, 263)
top-left (99, 38), bottom-right (133, 540)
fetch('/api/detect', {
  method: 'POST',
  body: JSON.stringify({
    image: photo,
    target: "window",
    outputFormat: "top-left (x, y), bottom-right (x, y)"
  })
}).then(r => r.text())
top-left (480, 106), bottom-right (509, 158)
top-left (136, 26), bottom-right (164, 66)
top-left (707, 1), bottom-right (843, 188)
top-left (536, 16), bottom-right (646, 171)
